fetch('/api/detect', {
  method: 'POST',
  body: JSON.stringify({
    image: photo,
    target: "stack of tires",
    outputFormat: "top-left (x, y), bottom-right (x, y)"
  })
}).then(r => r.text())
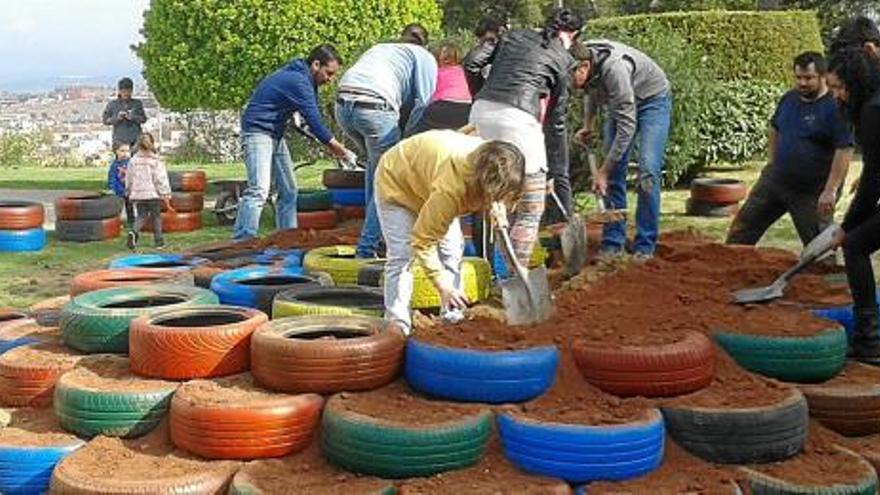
top-left (686, 178), bottom-right (747, 218)
top-left (54, 194), bottom-right (122, 243)
top-left (159, 171), bottom-right (206, 233)
top-left (0, 201), bottom-right (46, 252)
top-left (323, 169), bottom-right (366, 222)
top-left (297, 189), bottom-right (337, 230)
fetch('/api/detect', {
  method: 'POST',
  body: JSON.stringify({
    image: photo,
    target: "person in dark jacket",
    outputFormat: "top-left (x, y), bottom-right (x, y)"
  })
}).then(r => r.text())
top-left (235, 44), bottom-right (352, 240)
top-left (827, 47), bottom-right (880, 362)
top-left (102, 78), bottom-right (147, 148)
top-left (574, 40), bottom-right (671, 261)
top-left (831, 16), bottom-right (880, 59)
top-left (463, 8), bottom-right (585, 269)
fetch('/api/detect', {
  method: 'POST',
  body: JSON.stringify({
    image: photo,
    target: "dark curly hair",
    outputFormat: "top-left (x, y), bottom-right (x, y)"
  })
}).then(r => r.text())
top-left (828, 46), bottom-right (880, 125)
top-left (542, 8), bottom-right (584, 48)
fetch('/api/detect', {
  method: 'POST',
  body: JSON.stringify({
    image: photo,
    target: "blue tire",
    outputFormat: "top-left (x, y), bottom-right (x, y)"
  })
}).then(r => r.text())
top-left (108, 254), bottom-right (207, 271)
top-left (329, 188), bottom-right (366, 207)
top-left (497, 410), bottom-right (664, 484)
top-left (210, 266), bottom-right (311, 314)
top-left (0, 441), bottom-right (83, 494)
top-left (0, 228), bottom-right (45, 252)
top-left (252, 248), bottom-right (304, 267)
top-left (404, 340), bottom-right (558, 403)
top-left (0, 337), bottom-right (38, 356)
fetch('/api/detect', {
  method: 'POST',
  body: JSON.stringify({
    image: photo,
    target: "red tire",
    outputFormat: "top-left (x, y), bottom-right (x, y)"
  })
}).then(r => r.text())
top-left (70, 268), bottom-right (194, 296)
top-left (54, 194), bottom-right (123, 221)
top-left (572, 330), bottom-right (715, 398)
top-left (142, 211), bottom-right (202, 233)
top-left (0, 201), bottom-right (44, 229)
top-left (0, 342), bottom-right (82, 407)
top-left (297, 210), bottom-right (337, 230)
top-left (802, 362), bottom-right (880, 436)
top-left (685, 198), bottom-right (740, 218)
top-left (162, 192), bottom-right (204, 213)
top-left (168, 171), bottom-right (207, 192)
top-left (170, 374), bottom-right (323, 459)
top-left (322, 169), bottom-right (365, 189)
top-left (336, 205), bottom-right (365, 221)
top-left (251, 315), bottom-right (405, 394)
top-left (690, 178), bottom-right (747, 204)
top-left (130, 305), bottom-right (267, 380)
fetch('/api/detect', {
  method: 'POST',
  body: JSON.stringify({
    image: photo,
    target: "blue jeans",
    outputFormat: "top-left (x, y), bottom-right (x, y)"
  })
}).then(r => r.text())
top-left (334, 100), bottom-right (401, 258)
top-left (233, 132), bottom-right (297, 240)
top-left (602, 91), bottom-right (672, 255)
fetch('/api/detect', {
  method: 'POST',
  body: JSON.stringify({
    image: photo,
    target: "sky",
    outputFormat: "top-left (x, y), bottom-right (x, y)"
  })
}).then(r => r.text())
top-left (0, 0), bottom-right (150, 92)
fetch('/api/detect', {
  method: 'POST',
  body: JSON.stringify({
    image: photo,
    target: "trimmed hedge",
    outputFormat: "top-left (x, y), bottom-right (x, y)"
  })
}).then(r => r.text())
top-left (137, 0), bottom-right (442, 111)
top-left (589, 10), bottom-right (823, 87)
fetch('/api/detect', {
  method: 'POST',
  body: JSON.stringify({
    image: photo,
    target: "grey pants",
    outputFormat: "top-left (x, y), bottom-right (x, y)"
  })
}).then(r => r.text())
top-left (376, 195), bottom-right (463, 334)
top-left (132, 199), bottom-right (163, 245)
top-left (726, 169), bottom-right (832, 246)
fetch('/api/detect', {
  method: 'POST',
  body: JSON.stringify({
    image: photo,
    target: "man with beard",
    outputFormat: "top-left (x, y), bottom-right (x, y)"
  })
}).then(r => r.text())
top-left (726, 52), bottom-right (854, 247)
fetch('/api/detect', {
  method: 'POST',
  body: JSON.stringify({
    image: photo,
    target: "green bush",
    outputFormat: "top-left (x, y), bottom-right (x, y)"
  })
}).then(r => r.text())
top-left (137, 0), bottom-right (442, 111)
top-left (589, 10), bottom-right (823, 86)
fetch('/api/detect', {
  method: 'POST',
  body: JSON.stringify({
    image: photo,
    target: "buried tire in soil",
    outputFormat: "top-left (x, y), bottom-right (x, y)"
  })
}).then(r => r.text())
top-left (801, 363), bottom-right (880, 436)
top-left (129, 305), bottom-right (267, 380)
top-left (661, 389), bottom-right (808, 464)
top-left (740, 446), bottom-right (878, 495)
top-left (320, 394), bottom-right (492, 479)
top-left (404, 339), bottom-right (558, 403)
top-left (251, 315), bottom-right (405, 394)
top-left (712, 328), bottom-right (847, 383)
top-left (0, 440), bottom-right (84, 494)
top-left (572, 331), bottom-right (715, 398)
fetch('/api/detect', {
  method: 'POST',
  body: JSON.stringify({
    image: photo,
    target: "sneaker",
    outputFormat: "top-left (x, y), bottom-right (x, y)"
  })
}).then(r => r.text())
top-left (596, 247), bottom-right (625, 262)
top-left (632, 252), bottom-right (654, 263)
top-left (154, 240), bottom-right (166, 250)
top-left (126, 231), bottom-right (138, 251)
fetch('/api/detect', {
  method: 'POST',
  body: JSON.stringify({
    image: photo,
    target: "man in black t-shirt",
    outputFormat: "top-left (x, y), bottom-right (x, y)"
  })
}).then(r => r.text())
top-left (727, 52), bottom-right (854, 246)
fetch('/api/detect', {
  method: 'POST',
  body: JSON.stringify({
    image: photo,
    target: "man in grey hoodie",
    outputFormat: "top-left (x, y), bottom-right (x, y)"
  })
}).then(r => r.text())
top-left (575, 40), bottom-right (671, 260)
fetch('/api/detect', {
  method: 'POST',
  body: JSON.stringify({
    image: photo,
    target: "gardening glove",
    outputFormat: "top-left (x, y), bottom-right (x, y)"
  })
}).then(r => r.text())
top-left (437, 279), bottom-right (469, 312)
top-left (489, 201), bottom-right (509, 229)
top-left (339, 149), bottom-right (360, 170)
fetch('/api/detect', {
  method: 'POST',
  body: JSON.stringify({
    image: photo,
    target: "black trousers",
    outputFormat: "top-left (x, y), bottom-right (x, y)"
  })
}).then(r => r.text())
top-left (411, 100), bottom-right (471, 135)
top-left (123, 198), bottom-right (135, 228)
top-left (132, 199), bottom-right (163, 244)
top-left (844, 208), bottom-right (880, 313)
top-left (726, 169), bottom-right (832, 246)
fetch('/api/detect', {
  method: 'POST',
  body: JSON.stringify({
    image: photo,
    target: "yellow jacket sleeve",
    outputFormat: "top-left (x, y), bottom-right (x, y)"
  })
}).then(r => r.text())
top-left (411, 190), bottom-right (462, 286)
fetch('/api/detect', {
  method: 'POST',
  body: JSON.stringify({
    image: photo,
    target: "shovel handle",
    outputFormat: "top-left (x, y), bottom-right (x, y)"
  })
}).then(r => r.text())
top-left (549, 190), bottom-right (571, 222)
top-left (585, 150), bottom-right (608, 213)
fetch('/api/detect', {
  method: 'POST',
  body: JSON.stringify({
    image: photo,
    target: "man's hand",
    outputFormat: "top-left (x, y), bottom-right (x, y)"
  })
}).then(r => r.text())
top-left (574, 125), bottom-right (597, 147)
top-left (437, 281), bottom-right (469, 312)
top-left (326, 139), bottom-right (348, 160)
top-left (818, 189), bottom-right (836, 217)
top-left (591, 167), bottom-right (609, 197)
top-left (117, 111), bottom-right (128, 121)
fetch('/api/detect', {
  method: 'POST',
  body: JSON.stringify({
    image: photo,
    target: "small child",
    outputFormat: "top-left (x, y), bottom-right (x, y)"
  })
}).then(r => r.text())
top-left (375, 129), bottom-right (525, 334)
top-left (125, 132), bottom-right (173, 250)
top-left (107, 141), bottom-right (134, 227)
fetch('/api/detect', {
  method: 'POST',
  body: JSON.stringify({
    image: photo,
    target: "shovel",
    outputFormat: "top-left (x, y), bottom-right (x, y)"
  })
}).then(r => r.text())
top-left (549, 189), bottom-right (587, 277)
top-left (585, 149), bottom-right (627, 224)
top-left (733, 223), bottom-right (842, 304)
top-left (490, 203), bottom-right (552, 325)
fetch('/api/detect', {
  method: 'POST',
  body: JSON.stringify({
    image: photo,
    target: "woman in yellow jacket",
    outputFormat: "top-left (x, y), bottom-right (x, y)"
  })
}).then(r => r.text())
top-left (376, 129), bottom-right (525, 334)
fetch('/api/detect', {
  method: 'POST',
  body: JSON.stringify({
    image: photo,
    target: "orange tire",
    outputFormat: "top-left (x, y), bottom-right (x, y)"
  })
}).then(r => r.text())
top-left (142, 211), bottom-right (202, 233)
top-left (0, 201), bottom-right (44, 229)
top-left (169, 171), bottom-right (207, 192)
top-left (170, 374), bottom-right (323, 460)
top-left (0, 341), bottom-right (82, 407)
top-left (336, 205), bottom-right (366, 221)
top-left (162, 192), bottom-right (205, 213)
top-left (129, 305), bottom-right (267, 380)
top-left (69, 268), bottom-right (194, 296)
top-left (297, 210), bottom-right (338, 230)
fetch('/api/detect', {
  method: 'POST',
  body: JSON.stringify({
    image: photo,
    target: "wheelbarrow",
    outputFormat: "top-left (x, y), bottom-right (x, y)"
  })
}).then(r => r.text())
top-left (211, 180), bottom-right (276, 226)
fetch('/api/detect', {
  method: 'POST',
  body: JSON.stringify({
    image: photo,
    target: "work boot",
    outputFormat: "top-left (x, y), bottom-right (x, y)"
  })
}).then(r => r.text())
top-left (851, 307), bottom-right (880, 364)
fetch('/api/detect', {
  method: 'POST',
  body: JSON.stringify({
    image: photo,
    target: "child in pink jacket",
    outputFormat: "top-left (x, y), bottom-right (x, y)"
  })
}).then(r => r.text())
top-left (125, 132), bottom-right (173, 250)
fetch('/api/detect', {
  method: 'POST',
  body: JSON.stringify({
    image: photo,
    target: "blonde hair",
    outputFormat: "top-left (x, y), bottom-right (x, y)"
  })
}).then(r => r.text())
top-left (136, 132), bottom-right (157, 153)
top-left (470, 141), bottom-right (525, 205)
top-left (435, 41), bottom-right (462, 66)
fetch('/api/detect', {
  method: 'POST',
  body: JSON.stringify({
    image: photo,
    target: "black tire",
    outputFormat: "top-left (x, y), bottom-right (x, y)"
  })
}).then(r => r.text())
top-left (661, 389), bottom-right (808, 464)
top-left (56, 217), bottom-right (122, 242)
top-left (162, 192), bottom-right (204, 213)
top-left (685, 198), bottom-right (739, 218)
top-left (55, 194), bottom-right (123, 221)
top-left (214, 193), bottom-right (238, 226)
top-left (298, 189), bottom-right (333, 212)
top-left (323, 169), bottom-right (365, 189)
top-left (357, 262), bottom-right (385, 287)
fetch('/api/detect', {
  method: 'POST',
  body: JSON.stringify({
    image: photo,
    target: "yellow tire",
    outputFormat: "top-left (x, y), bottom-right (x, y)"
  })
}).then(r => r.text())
top-left (302, 246), bottom-right (371, 286)
top-left (411, 258), bottom-right (492, 309)
top-left (272, 287), bottom-right (384, 319)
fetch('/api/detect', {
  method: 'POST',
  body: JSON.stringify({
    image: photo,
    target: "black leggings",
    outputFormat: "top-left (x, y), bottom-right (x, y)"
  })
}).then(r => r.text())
top-left (844, 208), bottom-right (880, 312)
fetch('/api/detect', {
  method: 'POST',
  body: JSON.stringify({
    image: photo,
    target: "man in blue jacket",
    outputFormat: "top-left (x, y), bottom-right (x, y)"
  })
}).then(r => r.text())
top-left (335, 24), bottom-right (438, 258)
top-left (235, 44), bottom-right (352, 240)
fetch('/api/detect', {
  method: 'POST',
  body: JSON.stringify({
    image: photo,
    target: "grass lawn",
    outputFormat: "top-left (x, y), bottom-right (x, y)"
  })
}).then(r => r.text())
top-left (0, 160), bottom-right (861, 308)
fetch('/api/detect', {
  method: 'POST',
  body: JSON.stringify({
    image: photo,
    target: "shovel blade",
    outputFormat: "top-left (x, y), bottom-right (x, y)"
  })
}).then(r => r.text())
top-left (734, 284), bottom-right (785, 304)
top-left (500, 267), bottom-right (553, 325)
top-left (561, 214), bottom-right (588, 277)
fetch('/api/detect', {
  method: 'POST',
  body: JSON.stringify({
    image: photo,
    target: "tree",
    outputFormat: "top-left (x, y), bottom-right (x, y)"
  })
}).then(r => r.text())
top-left (136, 0), bottom-right (441, 111)
top-left (780, 1), bottom-right (878, 45)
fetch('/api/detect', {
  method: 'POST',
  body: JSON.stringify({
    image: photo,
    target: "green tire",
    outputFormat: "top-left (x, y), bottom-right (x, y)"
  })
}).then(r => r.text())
top-left (297, 189), bottom-right (333, 212)
top-left (742, 446), bottom-right (877, 494)
top-left (712, 328), bottom-right (847, 383)
top-left (320, 396), bottom-right (491, 479)
top-left (303, 246), bottom-right (371, 286)
top-left (60, 284), bottom-right (218, 353)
